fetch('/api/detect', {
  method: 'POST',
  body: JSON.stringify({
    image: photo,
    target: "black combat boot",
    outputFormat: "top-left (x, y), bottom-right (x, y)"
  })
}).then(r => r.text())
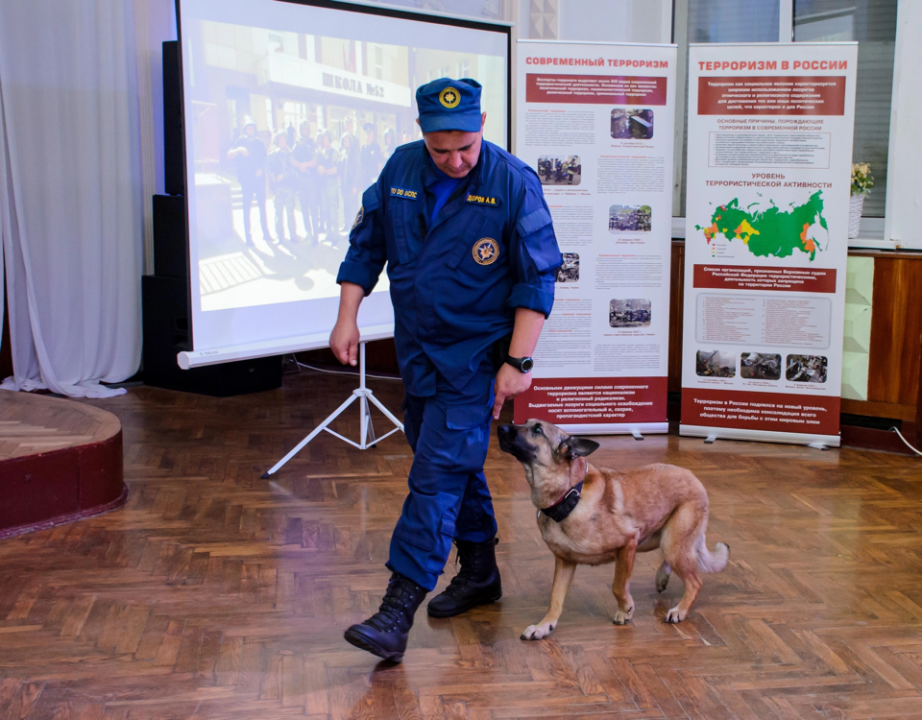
top-left (427, 538), bottom-right (502, 618)
top-left (344, 572), bottom-right (427, 663)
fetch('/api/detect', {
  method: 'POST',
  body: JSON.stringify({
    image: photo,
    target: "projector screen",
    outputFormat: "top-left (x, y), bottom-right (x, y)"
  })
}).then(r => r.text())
top-left (175, 0), bottom-right (510, 363)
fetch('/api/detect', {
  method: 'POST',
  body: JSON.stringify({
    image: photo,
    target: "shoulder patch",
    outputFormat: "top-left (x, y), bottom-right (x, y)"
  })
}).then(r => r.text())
top-left (390, 187), bottom-right (419, 200)
top-left (351, 206), bottom-right (365, 230)
top-left (517, 207), bottom-right (553, 237)
top-left (361, 184), bottom-right (382, 213)
top-left (466, 193), bottom-right (501, 207)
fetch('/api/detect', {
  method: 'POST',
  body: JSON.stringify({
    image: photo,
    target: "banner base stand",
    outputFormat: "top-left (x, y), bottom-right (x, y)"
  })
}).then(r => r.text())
top-left (681, 425), bottom-right (840, 449)
top-left (705, 434), bottom-right (717, 444)
top-left (561, 422), bottom-right (669, 437)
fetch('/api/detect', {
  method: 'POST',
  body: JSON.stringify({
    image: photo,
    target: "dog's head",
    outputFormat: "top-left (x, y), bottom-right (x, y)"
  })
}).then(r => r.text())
top-left (497, 420), bottom-right (599, 505)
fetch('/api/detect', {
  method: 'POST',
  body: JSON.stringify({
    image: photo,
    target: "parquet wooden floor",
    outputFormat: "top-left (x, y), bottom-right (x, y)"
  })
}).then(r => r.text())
top-left (1, 371), bottom-right (922, 719)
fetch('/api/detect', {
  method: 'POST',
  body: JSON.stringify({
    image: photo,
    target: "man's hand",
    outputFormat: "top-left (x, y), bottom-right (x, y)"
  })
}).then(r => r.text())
top-left (492, 363), bottom-right (532, 420)
top-left (491, 308), bottom-right (545, 420)
top-left (331, 282), bottom-right (365, 366)
top-left (330, 318), bottom-right (360, 366)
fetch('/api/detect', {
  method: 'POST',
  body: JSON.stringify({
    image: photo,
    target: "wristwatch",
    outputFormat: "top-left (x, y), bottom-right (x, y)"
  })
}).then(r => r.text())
top-left (505, 355), bottom-right (534, 373)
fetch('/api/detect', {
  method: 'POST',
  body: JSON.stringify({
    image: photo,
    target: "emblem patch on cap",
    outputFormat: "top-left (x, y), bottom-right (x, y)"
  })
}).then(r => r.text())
top-left (439, 87), bottom-right (461, 109)
top-left (472, 238), bottom-right (499, 266)
top-left (352, 206), bottom-right (364, 230)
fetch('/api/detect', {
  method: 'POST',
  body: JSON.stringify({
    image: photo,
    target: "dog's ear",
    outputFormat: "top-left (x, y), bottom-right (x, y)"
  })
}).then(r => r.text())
top-left (557, 437), bottom-right (600, 459)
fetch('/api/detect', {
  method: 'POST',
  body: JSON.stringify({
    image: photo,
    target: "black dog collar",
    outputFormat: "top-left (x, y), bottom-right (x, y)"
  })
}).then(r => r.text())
top-left (540, 481), bottom-right (584, 523)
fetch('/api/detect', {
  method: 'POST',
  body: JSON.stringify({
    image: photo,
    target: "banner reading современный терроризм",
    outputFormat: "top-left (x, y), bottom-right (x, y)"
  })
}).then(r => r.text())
top-left (681, 44), bottom-right (857, 447)
top-left (514, 42), bottom-right (678, 436)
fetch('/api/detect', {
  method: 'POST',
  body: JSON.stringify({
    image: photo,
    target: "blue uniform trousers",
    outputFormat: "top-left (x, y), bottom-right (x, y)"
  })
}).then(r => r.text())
top-left (386, 360), bottom-right (498, 591)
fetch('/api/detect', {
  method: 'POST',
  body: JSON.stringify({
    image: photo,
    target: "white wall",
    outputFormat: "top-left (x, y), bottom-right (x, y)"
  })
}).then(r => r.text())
top-left (557, 0), bottom-right (671, 43)
top-left (558, 0), bottom-right (632, 42)
top-left (629, 0), bottom-right (672, 44)
top-left (885, 0), bottom-right (922, 249)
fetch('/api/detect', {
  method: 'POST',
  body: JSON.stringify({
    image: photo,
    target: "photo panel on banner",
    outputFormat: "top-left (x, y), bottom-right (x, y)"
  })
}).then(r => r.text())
top-left (680, 43), bottom-right (858, 447)
top-left (513, 41), bottom-right (677, 435)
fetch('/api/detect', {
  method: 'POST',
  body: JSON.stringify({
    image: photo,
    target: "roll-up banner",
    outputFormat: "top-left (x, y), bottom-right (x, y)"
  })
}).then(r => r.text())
top-left (514, 41), bottom-right (677, 435)
top-left (681, 43), bottom-right (857, 447)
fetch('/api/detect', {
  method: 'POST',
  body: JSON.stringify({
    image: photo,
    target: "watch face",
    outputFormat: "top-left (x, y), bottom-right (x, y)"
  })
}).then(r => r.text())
top-left (521, 357), bottom-right (534, 372)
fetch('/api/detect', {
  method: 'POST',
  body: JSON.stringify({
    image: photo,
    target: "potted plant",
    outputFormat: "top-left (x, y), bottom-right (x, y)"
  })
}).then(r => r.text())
top-left (849, 163), bottom-right (873, 239)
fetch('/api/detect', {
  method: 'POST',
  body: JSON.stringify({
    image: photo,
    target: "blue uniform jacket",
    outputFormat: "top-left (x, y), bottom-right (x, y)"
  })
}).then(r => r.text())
top-left (337, 140), bottom-right (562, 397)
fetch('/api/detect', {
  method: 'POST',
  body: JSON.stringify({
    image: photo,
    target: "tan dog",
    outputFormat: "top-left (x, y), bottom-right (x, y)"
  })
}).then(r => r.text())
top-left (497, 420), bottom-right (729, 640)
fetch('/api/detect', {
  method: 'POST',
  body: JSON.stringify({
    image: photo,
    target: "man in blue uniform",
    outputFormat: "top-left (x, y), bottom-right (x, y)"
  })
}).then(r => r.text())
top-left (331, 78), bottom-right (561, 662)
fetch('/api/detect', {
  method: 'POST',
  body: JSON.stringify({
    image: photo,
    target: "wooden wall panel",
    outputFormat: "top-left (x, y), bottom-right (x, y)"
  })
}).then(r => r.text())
top-left (668, 242), bottom-right (685, 393)
top-left (864, 254), bottom-right (922, 410)
top-left (320, 243), bottom-right (689, 387)
top-left (303, 247), bottom-right (921, 431)
top-left (667, 246), bottom-right (922, 424)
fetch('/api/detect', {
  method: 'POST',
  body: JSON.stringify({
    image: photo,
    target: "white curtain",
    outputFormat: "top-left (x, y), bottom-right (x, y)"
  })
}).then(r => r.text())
top-left (0, 0), bottom-right (145, 398)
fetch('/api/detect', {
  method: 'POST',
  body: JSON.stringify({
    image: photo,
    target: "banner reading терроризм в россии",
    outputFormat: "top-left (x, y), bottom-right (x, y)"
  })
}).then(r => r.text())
top-left (681, 43), bottom-right (857, 447)
top-left (514, 41), bottom-right (677, 436)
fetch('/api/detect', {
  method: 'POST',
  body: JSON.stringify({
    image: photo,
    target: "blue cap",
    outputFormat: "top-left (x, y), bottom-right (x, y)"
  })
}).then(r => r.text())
top-left (416, 78), bottom-right (483, 133)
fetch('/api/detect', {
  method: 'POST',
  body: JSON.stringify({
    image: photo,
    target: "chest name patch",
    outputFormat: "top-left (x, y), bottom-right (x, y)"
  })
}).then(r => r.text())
top-left (390, 187), bottom-right (418, 200)
top-left (472, 238), bottom-right (500, 266)
top-left (466, 194), bottom-right (501, 207)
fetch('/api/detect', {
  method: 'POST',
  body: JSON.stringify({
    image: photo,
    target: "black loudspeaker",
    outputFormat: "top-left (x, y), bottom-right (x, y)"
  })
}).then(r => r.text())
top-left (148, 43), bottom-right (279, 397)
top-left (153, 194), bottom-right (187, 279)
top-left (163, 41), bottom-right (185, 196)
top-left (142, 276), bottom-right (282, 396)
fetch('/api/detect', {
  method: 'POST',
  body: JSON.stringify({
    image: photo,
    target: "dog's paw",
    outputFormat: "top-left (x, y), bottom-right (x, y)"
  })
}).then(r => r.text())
top-left (612, 606), bottom-right (634, 625)
top-left (664, 606), bottom-right (686, 623)
top-left (521, 622), bottom-right (555, 641)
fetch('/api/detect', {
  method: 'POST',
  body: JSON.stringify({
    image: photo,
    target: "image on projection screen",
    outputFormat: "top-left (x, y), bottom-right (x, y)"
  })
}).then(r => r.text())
top-left (180, 0), bottom-right (507, 333)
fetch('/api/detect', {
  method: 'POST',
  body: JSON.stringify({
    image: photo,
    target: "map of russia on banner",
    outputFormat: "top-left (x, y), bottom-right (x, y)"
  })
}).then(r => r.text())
top-left (680, 43), bottom-right (857, 447)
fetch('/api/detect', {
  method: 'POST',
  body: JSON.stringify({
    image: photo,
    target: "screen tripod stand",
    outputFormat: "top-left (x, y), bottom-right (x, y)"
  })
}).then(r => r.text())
top-left (262, 342), bottom-right (404, 478)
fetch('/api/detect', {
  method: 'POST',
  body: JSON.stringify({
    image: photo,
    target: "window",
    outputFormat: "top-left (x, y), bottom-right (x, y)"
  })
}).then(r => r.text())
top-left (794, 0), bottom-right (898, 217)
top-left (373, 44), bottom-right (384, 80)
top-left (676, 0), bottom-right (781, 217)
top-left (265, 97), bottom-right (274, 132)
top-left (687, 0), bottom-right (779, 44)
top-left (674, 0), bottom-right (898, 228)
top-left (280, 101), bottom-right (310, 135)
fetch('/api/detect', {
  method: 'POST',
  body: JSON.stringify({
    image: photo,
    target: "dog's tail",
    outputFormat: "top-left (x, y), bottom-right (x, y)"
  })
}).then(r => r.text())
top-left (695, 535), bottom-right (730, 574)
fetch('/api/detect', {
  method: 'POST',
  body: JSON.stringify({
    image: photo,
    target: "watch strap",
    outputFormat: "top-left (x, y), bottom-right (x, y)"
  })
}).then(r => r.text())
top-left (505, 355), bottom-right (533, 373)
